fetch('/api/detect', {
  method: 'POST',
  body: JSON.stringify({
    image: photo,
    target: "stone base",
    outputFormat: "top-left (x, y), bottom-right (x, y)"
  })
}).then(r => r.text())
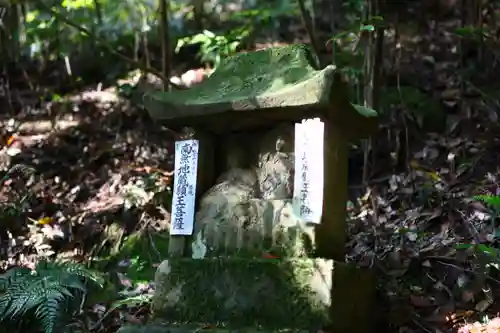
top-left (152, 258), bottom-right (376, 332)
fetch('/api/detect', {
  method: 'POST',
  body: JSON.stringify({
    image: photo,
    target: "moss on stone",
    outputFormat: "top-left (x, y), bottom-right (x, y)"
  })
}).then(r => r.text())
top-left (144, 44), bottom-right (378, 137)
top-left (152, 257), bottom-right (332, 329)
top-left (145, 44), bottom-right (325, 112)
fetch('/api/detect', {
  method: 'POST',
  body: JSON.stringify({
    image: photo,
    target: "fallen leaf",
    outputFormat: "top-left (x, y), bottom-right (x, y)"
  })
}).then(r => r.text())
top-left (7, 135), bottom-right (15, 146)
top-left (263, 253), bottom-right (280, 259)
top-left (475, 299), bottom-right (492, 312)
top-left (37, 217), bottom-right (53, 225)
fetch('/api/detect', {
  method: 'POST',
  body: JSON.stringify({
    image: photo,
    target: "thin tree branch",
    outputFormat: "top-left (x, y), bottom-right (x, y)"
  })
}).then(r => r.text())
top-left (297, 0), bottom-right (325, 68)
top-left (159, 0), bottom-right (171, 91)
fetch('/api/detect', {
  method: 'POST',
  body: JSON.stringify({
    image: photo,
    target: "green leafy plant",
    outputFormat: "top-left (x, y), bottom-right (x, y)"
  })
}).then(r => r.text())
top-left (454, 26), bottom-right (492, 41)
top-left (474, 194), bottom-right (500, 237)
top-left (474, 194), bottom-right (500, 212)
top-left (456, 194), bottom-right (500, 280)
top-left (0, 260), bottom-right (104, 333)
top-left (111, 293), bottom-right (153, 311)
top-left (175, 28), bottom-right (251, 68)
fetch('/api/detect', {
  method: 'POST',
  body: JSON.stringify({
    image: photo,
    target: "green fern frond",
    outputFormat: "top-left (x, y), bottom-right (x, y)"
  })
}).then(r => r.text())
top-left (3, 276), bottom-right (68, 321)
top-left (1, 276), bottom-right (39, 318)
top-left (0, 294), bottom-right (10, 315)
top-left (3, 291), bottom-right (35, 319)
top-left (0, 260), bottom-right (104, 333)
top-left (0, 267), bottom-right (32, 290)
top-left (35, 296), bottom-right (61, 333)
top-left (36, 260), bottom-right (104, 287)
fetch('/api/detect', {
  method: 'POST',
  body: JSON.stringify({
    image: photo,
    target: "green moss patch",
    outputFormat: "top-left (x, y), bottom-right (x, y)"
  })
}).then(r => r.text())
top-left (144, 44), bottom-right (378, 137)
top-left (145, 44), bottom-right (325, 109)
top-left (153, 257), bottom-right (333, 329)
top-left (92, 229), bottom-right (170, 285)
top-left (118, 231), bottom-right (170, 282)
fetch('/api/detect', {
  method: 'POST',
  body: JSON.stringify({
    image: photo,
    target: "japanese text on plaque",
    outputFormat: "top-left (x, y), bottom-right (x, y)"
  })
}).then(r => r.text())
top-left (171, 140), bottom-right (199, 235)
top-left (293, 118), bottom-right (324, 223)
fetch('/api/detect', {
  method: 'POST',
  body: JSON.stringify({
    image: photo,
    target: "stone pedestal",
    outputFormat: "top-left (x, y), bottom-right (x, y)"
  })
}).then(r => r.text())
top-left (150, 258), bottom-right (376, 332)
top-left (153, 258), bottom-right (332, 329)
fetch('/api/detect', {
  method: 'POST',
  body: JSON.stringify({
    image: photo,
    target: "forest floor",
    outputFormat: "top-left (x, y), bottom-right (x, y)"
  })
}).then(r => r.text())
top-left (2, 10), bottom-right (500, 333)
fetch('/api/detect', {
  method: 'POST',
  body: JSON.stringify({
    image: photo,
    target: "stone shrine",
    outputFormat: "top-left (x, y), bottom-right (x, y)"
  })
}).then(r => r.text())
top-left (134, 44), bottom-right (379, 333)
